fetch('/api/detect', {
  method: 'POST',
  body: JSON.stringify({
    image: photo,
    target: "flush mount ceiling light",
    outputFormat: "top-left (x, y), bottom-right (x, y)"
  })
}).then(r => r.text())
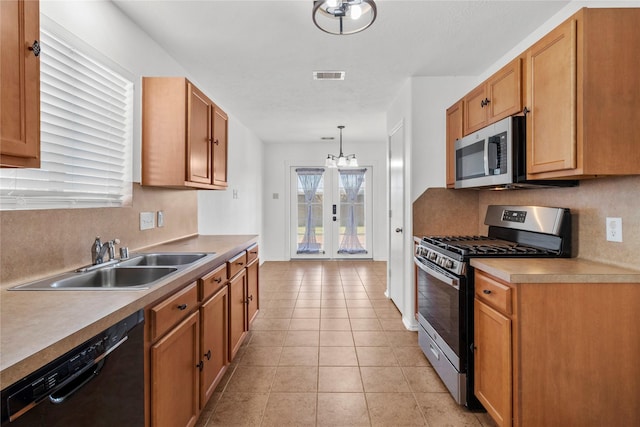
top-left (325, 125), bottom-right (358, 168)
top-left (312, 0), bottom-right (377, 35)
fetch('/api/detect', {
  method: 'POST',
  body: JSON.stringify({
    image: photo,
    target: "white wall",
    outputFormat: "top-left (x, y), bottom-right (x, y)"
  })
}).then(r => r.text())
top-left (261, 138), bottom-right (387, 262)
top-left (197, 117), bottom-right (263, 239)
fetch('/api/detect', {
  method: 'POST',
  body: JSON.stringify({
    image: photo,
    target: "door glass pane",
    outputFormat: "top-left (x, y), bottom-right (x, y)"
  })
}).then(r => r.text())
top-left (337, 168), bottom-right (367, 254)
top-left (296, 168), bottom-right (325, 254)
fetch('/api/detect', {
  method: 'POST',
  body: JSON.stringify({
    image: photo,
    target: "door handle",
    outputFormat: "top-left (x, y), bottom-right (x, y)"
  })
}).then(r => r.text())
top-left (395, 228), bottom-right (403, 233)
top-left (333, 216), bottom-right (337, 222)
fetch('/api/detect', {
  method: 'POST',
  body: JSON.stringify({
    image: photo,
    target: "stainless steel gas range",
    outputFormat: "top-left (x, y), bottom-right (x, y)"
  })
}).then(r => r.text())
top-left (414, 205), bottom-right (572, 409)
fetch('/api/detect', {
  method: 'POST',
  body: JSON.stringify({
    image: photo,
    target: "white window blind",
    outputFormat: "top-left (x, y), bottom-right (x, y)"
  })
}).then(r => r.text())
top-left (0, 27), bottom-right (133, 210)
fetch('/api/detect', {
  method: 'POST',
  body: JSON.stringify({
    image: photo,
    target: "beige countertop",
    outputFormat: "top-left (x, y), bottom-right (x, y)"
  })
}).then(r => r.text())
top-left (0, 234), bottom-right (258, 389)
top-left (470, 257), bottom-right (640, 284)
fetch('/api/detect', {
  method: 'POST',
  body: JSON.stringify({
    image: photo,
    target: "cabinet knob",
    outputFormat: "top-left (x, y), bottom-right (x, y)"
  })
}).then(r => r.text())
top-left (238, 262), bottom-right (244, 266)
top-left (28, 40), bottom-right (41, 57)
top-left (196, 360), bottom-right (204, 371)
top-left (245, 295), bottom-right (253, 304)
top-left (214, 277), bottom-right (222, 283)
top-left (482, 289), bottom-right (492, 295)
top-left (205, 349), bottom-right (212, 360)
top-left (177, 303), bottom-right (188, 310)
top-left (213, 139), bottom-right (219, 145)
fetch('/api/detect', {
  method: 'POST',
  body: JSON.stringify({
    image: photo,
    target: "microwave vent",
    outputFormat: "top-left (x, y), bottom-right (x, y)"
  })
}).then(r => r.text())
top-left (313, 71), bottom-right (345, 81)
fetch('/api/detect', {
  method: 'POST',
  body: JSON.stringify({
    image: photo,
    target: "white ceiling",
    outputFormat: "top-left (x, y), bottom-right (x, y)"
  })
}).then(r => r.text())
top-left (113, 0), bottom-right (570, 145)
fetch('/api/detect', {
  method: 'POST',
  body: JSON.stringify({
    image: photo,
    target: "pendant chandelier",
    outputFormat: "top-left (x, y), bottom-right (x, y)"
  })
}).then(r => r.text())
top-left (325, 126), bottom-right (358, 168)
top-left (312, 0), bottom-right (377, 35)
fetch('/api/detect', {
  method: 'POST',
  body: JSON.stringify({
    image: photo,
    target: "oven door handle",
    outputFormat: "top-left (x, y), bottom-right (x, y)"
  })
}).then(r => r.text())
top-left (414, 257), bottom-right (460, 290)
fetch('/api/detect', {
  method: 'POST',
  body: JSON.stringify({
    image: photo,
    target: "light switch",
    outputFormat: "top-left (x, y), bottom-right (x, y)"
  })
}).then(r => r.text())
top-left (157, 211), bottom-right (164, 227)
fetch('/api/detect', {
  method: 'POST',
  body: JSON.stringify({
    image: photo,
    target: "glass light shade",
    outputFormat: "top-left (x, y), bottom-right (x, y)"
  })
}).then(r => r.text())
top-left (325, 156), bottom-right (337, 168)
top-left (348, 156), bottom-right (359, 167)
top-left (312, 0), bottom-right (377, 35)
top-left (337, 156), bottom-right (348, 167)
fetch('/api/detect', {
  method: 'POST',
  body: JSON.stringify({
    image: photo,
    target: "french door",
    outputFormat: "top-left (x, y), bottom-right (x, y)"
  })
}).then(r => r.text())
top-left (290, 166), bottom-right (373, 259)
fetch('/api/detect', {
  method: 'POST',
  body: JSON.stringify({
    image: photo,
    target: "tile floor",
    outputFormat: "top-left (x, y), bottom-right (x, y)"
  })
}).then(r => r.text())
top-left (196, 260), bottom-right (497, 427)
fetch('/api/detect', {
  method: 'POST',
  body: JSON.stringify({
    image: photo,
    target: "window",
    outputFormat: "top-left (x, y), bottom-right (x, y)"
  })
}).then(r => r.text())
top-left (0, 26), bottom-right (134, 210)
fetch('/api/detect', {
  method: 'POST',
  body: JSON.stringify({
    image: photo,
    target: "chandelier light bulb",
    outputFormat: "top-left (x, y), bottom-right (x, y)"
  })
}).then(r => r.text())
top-left (326, 0), bottom-right (338, 8)
top-left (350, 4), bottom-right (362, 20)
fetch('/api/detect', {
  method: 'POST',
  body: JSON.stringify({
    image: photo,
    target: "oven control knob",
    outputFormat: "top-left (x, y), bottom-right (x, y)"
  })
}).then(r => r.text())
top-left (445, 260), bottom-right (454, 269)
top-left (428, 252), bottom-right (437, 261)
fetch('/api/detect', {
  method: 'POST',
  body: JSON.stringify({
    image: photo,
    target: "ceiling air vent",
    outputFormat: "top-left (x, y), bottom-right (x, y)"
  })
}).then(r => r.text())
top-left (313, 71), bottom-right (345, 81)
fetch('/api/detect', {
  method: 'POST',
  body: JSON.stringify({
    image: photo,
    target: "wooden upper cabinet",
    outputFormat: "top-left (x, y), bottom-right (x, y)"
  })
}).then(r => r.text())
top-left (445, 100), bottom-right (463, 188)
top-left (463, 85), bottom-right (487, 135)
top-left (142, 77), bottom-right (228, 189)
top-left (526, 17), bottom-right (577, 175)
top-left (187, 84), bottom-right (213, 184)
top-left (463, 58), bottom-right (523, 135)
top-left (0, 0), bottom-right (40, 168)
top-left (526, 8), bottom-right (640, 179)
top-left (212, 105), bottom-right (228, 187)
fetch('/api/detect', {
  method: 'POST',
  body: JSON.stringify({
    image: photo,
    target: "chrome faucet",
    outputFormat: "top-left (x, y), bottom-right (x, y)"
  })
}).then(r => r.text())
top-left (91, 236), bottom-right (121, 265)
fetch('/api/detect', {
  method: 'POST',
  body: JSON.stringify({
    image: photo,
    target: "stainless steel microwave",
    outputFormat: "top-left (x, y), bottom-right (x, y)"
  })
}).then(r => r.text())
top-left (454, 116), bottom-right (577, 190)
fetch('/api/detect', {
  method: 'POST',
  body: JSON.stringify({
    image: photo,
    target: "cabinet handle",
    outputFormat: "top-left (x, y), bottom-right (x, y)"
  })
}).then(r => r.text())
top-left (213, 139), bottom-right (219, 145)
top-left (238, 262), bottom-right (244, 266)
top-left (214, 277), bottom-right (222, 283)
top-left (196, 360), bottom-right (204, 371)
top-left (177, 303), bottom-right (188, 310)
top-left (245, 294), bottom-right (253, 304)
top-left (523, 107), bottom-right (530, 116)
top-left (482, 289), bottom-right (492, 295)
top-left (28, 40), bottom-right (41, 57)
top-left (205, 349), bottom-right (212, 360)
top-left (250, 251), bottom-right (258, 254)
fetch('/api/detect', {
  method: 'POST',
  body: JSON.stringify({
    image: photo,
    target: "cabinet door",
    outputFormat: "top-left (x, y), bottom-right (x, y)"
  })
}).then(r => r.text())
top-left (475, 299), bottom-right (512, 427)
top-left (200, 286), bottom-right (228, 408)
top-left (446, 100), bottom-right (463, 188)
top-left (187, 84), bottom-right (212, 184)
top-left (228, 269), bottom-right (248, 360)
top-left (151, 311), bottom-right (200, 427)
top-left (246, 259), bottom-right (259, 325)
top-left (212, 105), bottom-right (228, 187)
top-left (0, 0), bottom-right (40, 168)
top-left (487, 58), bottom-right (523, 123)
top-left (526, 18), bottom-right (577, 175)
top-left (463, 85), bottom-right (487, 135)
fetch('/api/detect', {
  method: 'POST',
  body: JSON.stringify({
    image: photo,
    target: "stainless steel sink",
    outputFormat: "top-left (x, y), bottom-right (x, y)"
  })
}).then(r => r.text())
top-left (52, 267), bottom-right (177, 289)
top-left (10, 252), bottom-right (215, 291)
top-left (11, 267), bottom-right (178, 290)
top-left (117, 253), bottom-right (208, 267)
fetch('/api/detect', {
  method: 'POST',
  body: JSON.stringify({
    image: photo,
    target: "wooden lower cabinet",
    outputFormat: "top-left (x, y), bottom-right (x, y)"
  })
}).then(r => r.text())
top-left (228, 269), bottom-right (248, 360)
top-left (146, 244), bottom-right (259, 426)
top-left (199, 285), bottom-right (228, 408)
top-left (474, 270), bottom-right (640, 427)
top-left (151, 311), bottom-right (200, 427)
top-left (474, 299), bottom-right (512, 427)
top-left (246, 258), bottom-right (259, 324)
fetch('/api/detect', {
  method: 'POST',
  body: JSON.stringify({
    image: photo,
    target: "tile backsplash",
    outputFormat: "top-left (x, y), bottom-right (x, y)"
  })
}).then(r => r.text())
top-left (413, 176), bottom-right (639, 270)
top-left (0, 184), bottom-right (198, 286)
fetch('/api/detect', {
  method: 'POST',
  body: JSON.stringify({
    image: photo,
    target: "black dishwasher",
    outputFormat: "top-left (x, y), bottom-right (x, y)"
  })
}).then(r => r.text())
top-left (1, 310), bottom-right (144, 426)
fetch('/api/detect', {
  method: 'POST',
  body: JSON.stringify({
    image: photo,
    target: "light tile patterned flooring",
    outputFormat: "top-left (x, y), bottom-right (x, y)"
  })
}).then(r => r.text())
top-left (196, 260), bottom-right (497, 427)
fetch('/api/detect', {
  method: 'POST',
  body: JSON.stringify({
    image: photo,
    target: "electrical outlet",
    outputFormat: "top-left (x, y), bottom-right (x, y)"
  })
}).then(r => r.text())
top-left (606, 217), bottom-right (622, 242)
top-left (140, 212), bottom-right (155, 230)
top-left (157, 211), bottom-right (165, 227)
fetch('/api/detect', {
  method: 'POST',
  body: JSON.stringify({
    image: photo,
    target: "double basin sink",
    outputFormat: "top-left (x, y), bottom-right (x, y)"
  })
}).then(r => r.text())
top-left (10, 253), bottom-right (214, 291)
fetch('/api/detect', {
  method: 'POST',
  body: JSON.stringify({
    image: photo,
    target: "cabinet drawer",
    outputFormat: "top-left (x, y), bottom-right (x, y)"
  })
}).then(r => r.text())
top-left (246, 244), bottom-right (259, 264)
top-left (227, 251), bottom-right (247, 278)
top-left (475, 273), bottom-right (512, 315)
top-left (150, 282), bottom-right (198, 341)
top-left (200, 264), bottom-right (227, 301)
